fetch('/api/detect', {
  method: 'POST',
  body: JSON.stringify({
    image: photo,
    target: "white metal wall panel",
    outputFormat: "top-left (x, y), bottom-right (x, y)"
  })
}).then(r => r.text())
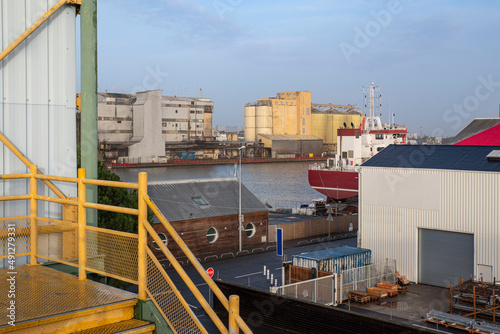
top-left (359, 167), bottom-right (500, 285)
top-left (1, 1), bottom-right (77, 266)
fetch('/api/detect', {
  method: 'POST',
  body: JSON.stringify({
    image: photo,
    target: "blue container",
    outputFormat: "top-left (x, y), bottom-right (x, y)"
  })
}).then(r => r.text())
top-left (292, 246), bottom-right (371, 273)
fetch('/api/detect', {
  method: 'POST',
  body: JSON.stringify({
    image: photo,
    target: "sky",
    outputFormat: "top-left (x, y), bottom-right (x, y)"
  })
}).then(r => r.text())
top-left (89, 0), bottom-right (500, 136)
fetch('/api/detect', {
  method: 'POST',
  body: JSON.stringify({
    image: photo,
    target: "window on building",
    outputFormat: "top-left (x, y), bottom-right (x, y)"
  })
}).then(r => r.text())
top-left (377, 147), bottom-right (384, 152)
top-left (191, 101), bottom-right (194, 105)
top-left (275, 101), bottom-right (277, 105)
top-left (291, 102), bottom-right (293, 106)
top-left (245, 223), bottom-right (256, 238)
top-left (302, 128), bottom-right (305, 134)
top-left (192, 196), bottom-right (209, 207)
top-left (175, 110), bottom-right (178, 113)
top-left (306, 108), bottom-right (310, 115)
top-left (355, 131), bottom-right (359, 138)
top-left (302, 118), bottom-right (305, 125)
top-left (280, 102), bottom-right (283, 105)
top-left (348, 150), bottom-right (354, 158)
top-left (162, 122), bottom-right (167, 127)
top-left (375, 134), bottom-right (384, 140)
top-left (342, 151), bottom-right (348, 159)
top-left (152, 233), bottom-right (168, 250)
top-left (206, 227), bottom-right (218, 243)
top-left (286, 102), bottom-right (288, 105)
top-left (175, 124), bottom-right (178, 127)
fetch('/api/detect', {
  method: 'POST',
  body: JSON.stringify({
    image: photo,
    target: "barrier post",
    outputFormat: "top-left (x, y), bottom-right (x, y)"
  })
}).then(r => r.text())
top-left (229, 295), bottom-right (240, 334)
top-left (78, 168), bottom-right (87, 280)
top-left (138, 172), bottom-right (147, 300)
top-left (30, 165), bottom-right (38, 264)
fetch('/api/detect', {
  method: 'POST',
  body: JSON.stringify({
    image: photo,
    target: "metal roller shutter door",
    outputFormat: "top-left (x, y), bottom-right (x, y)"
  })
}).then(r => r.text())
top-left (418, 229), bottom-right (474, 287)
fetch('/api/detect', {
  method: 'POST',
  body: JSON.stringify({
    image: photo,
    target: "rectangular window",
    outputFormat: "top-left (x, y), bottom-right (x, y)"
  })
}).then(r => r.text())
top-left (342, 151), bottom-right (348, 159)
top-left (375, 134), bottom-right (384, 140)
top-left (286, 102), bottom-right (288, 105)
top-left (348, 150), bottom-right (354, 158)
top-left (356, 131), bottom-right (359, 138)
top-left (175, 110), bottom-right (178, 113)
top-left (302, 128), bottom-right (305, 133)
top-left (192, 196), bottom-right (209, 206)
top-left (306, 108), bottom-right (310, 115)
top-left (302, 118), bottom-right (305, 125)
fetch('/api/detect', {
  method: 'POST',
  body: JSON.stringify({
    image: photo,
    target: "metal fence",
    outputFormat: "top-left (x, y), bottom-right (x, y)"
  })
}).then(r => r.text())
top-left (269, 215), bottom-right (357, 242)
top-left (341, 259), bottom-right (397, 300)
top-left (272, 274), bottom-right (340, 306)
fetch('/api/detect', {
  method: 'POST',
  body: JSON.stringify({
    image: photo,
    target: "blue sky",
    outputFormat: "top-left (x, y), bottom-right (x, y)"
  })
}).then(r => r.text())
top-left (90, 0), bottom-right (500, 136)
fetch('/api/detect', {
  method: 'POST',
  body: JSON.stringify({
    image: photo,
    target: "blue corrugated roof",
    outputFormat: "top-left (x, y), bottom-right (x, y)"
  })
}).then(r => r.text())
top-left (294, 246), bottom-right (370, 260)
top-left (361, 145), bottom-right (500, 172)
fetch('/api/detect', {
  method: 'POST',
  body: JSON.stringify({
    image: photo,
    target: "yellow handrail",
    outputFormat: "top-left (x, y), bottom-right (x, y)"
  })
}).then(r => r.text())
top-left (0, 174), bottom-right (30, 179)
top-left (0, 0), bottom-right (80, 62)
top-left (143, 219), bottom-right (229, 333)
top-left (0, 195), bottom-right (31, 201)
top-left (83, 178), bottom-right (139, 189)
top-left (144, 195), bottom-right (231, 311)
top-left (82, 202), bottom-right (139, 216)
top-left (0, 162), bottom-right (253, 333)
top-left (0, 132), bottom-right (66, 199)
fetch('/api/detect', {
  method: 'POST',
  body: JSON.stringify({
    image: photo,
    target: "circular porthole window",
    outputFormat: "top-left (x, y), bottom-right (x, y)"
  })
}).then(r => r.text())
top-left (244, 223), bottom-right (256, 238)
top-left (152, 233), bottom-right (168, 250)
top-left (206, 227), bottom-right (219, 243)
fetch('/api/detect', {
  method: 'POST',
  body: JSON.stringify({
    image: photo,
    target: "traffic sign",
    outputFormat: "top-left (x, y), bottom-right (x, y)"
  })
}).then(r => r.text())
top-left (206, 267), bottom-right (214, 278)
top-left (277, 228), bottom-right (283, 256)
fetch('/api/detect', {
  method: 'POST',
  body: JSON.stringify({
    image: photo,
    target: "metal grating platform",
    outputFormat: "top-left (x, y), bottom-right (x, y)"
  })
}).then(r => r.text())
top-left (0, 265), bottom-right (138, 328)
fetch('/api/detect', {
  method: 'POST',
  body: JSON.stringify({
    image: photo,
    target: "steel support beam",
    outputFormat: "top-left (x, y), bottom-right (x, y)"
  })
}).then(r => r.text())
top-left (80, 0), bottom-right (98, 226)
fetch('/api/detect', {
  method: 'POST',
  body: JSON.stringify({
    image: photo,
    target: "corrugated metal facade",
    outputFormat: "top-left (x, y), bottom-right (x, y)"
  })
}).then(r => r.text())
top-left (359, 167), bottom-right (500, 284)
top-left (1, 1), bottom-right (77, 265)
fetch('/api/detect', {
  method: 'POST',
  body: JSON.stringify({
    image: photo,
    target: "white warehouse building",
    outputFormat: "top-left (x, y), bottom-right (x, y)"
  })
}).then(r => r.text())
top-left (359, 145), bottom-right (500, 288)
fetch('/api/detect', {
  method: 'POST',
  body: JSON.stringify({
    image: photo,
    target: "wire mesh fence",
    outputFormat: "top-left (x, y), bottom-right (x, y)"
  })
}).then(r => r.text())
top-left (341, 259), bottom-right (397, 300)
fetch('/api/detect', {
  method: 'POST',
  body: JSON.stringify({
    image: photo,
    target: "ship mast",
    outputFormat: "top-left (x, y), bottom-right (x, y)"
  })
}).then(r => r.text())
top-left (362, 82), bottom-right (382, 130)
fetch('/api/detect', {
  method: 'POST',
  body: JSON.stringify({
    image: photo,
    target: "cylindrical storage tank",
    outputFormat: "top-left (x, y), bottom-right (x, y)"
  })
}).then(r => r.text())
top-left (292, 246), bottom-right (371, 273)
top-left (244, 106), bottom-right (256, 142)
top-left (255, 105), bottom-right (273, 136)
top-left (311, 113), bottom-right (328, 143)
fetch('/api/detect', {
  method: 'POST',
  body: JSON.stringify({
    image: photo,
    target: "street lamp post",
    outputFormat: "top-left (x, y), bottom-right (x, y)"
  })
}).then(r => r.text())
top-left (238, 145), bottom-right (246, 252)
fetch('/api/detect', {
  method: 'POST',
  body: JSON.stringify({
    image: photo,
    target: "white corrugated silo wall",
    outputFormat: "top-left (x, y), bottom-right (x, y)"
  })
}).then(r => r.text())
top-left (0, 1), bottom-right (77, 266)
top-left (359, 167), bottom-right (500, 283)
top-left (244, 105), bottom-right (256, 142)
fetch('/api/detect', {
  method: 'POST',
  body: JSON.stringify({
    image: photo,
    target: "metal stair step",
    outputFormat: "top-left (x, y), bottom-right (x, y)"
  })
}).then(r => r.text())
top-left (72, 319), bottom-right (155, 334)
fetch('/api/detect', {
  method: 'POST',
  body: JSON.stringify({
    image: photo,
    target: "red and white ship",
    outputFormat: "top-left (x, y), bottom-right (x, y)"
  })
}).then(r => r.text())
top-left (308, 83), bottom-right (407, 201)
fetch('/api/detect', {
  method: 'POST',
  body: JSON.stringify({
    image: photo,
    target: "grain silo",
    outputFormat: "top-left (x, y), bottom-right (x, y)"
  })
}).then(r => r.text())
top-left (255, 105), bottom-right (273, 137)
top-left (244, 105), bottom-right (256, 142)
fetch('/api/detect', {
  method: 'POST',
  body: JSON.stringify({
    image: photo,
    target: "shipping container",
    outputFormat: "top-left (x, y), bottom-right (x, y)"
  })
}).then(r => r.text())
top-left (292, 246), bottom-right (371, 273)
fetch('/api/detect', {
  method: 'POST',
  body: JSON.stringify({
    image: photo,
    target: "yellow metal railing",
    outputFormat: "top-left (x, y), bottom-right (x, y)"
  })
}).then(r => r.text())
top-left (0, 133), bottom-right (252, 333)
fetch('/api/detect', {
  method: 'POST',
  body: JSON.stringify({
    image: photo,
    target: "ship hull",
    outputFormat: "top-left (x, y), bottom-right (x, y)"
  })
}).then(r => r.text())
top-left (308, 169), bottom-right (358, 201)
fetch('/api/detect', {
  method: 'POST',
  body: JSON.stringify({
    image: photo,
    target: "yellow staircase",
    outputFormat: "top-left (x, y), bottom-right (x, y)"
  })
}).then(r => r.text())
top-left (0, 131), bottom-right (253, 334)
top-left (0, 266), bottom-right (154, 334)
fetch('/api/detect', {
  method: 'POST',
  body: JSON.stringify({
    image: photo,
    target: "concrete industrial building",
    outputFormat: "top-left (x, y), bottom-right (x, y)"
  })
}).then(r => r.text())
top-left (359, 145), bottom-right (500, 288)
top-left (244, 91), bottom-right (361, 155)
top-left (97, 90), bottom-right (214, 162)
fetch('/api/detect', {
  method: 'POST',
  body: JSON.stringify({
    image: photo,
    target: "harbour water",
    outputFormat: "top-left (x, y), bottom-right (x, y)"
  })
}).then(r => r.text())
top-left (113, 161), bottom-right (323, 209)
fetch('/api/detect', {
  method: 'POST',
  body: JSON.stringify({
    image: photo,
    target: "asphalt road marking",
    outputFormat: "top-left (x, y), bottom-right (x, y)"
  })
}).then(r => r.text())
top-left (235, 271), bottom-right (263, 278)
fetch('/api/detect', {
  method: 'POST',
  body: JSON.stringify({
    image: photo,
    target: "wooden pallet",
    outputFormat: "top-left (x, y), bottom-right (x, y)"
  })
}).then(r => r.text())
top-left (348, 291), bottom-right (370, 304)
top-left (368, 287), bottom-right (389, 299)
top-left (377, 282), bottom-right (398, 297)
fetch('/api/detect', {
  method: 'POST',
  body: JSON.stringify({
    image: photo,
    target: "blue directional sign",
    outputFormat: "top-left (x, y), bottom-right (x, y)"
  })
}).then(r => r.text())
top-left (277, 228), bottom-right (283, 256)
